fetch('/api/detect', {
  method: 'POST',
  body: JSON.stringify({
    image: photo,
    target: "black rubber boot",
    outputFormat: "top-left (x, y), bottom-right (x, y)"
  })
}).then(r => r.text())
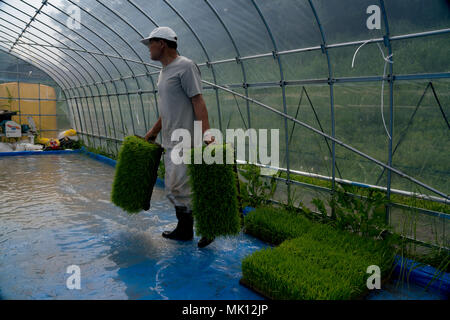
top-left (162, 206), bottom-right (194, 241)
top-left (197, 236), bottom-right (215, 248)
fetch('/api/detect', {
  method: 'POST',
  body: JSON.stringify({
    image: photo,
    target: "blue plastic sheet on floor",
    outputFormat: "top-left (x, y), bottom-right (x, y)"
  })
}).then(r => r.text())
top-left (0, 154), bottom-right (268, 299)
top-left (391, 256), bottom-right (450, 293)
top-left (366, 279), bottom-right (448, 300)
top-left (80, 147), bottom-right (117, 168)
top-left (0, 153), bottom-right (447, 300)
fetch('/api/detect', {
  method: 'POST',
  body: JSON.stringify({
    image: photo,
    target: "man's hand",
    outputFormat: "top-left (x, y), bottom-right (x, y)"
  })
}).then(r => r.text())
top-left (204, 136), bottom-right (215, 145)
top-left (192, 94), bottom-right (211, 137)
top-left (145, 117), bottom-right (162, 142)
top-left (145, 132), bottom-right (157, 142)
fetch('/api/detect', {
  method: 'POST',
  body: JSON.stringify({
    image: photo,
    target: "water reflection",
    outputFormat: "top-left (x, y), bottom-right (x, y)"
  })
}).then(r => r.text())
top-left (0, 154), bottom-right (266, 300)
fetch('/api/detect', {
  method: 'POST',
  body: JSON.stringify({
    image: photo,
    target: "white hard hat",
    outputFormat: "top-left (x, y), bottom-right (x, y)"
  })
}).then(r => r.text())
top-left (140, 26), bottom-right (177, 45)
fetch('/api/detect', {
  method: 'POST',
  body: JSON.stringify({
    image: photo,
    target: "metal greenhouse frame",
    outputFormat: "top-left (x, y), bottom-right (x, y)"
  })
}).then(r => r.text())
top-left (0, 0), bottom-right (448, 248)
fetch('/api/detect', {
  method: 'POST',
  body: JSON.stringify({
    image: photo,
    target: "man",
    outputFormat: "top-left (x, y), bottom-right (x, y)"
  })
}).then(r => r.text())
top-left (141, 26), bottom-right (215, 248)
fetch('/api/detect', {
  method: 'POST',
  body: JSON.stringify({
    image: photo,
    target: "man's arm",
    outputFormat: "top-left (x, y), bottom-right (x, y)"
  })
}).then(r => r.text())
top-left (192, 94), bottom-right (214, 144)
top-left (144, 116), bottom-right (162, 141)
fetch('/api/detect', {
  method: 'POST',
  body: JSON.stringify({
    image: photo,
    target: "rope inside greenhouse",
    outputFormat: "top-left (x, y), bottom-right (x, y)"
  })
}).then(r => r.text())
top-left (351, 39), bottom-right (394, 141)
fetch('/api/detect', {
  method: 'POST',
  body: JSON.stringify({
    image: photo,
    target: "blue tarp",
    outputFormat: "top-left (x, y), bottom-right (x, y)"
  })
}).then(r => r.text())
top-left (1, 150), bottom-right (448, 300)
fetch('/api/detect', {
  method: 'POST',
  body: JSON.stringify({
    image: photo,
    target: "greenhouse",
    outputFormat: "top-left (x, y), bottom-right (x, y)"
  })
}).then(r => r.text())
top-left (0, 0), bottom-right (448, 302)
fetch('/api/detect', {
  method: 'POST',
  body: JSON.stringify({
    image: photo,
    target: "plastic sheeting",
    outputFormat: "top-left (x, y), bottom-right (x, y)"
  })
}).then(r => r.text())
top-left (0, 0), bottom-right (448, 265)
top-left (0, 152), bottom-right (447, 299)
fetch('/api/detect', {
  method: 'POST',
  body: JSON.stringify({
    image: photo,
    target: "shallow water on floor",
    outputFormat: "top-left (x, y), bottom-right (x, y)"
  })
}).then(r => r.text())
top-left (0, 154), bottom-right (446, 300)
top-left (0, 154), bottom-right (267, 300)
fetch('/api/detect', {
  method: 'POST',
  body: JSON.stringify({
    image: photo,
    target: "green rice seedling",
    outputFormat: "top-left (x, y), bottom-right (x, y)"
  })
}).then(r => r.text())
top-left (396, 206), bottom-right (450, 288)
top-left (244, 206), bottom-right (316, 245)
top-left (281, 184), bottom-right (314, 216)
top-left (244, 206), bottom-right (396, 251)
top-left (111, 135), bottom-right (163, 214)
top-left (187, 143), bottom-right (241, 239)
top-left (241, 234), bottom-right (394, 300)
top-left (238, 164), bottom-right (277, 208)
top-left (241, 206), bottom-right (396, 299)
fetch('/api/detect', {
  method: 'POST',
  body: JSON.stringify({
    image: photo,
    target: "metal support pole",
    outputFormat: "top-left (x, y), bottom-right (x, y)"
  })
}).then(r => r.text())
top-left (251, 0), bottom-right (292, 205)
top-left (380, 0), bottom-right (394, 225)
top-left (201, 79), bottom-right (449, 201)
top-left (17, 79), bottom-right (21, 125)
top-left (38, 82), bottom-right (41, 136)
top-left (204, 0), bottom-right (252, 129)
top-left (308, 0), bottom-right (336, 217)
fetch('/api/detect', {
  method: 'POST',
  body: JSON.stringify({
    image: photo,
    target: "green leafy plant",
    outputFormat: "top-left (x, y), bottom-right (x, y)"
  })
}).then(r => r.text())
top-left (157, 157), bottom-right (165, 179)
top-left (111, 135), bottom-right (163, 214)
top-left (238, 164), bottom-right (277, 208)
top-left (187, 143), bottom-right (241, 239)
top-left (280, 171), bottom-right (449, 214)
top-left (311, 184), bottom-right (389, 238)
top-left (281, 183), bottom-right (313, 215)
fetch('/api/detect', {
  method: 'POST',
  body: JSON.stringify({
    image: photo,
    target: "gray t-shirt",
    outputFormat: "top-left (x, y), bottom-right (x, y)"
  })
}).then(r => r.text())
top-left (157, 55), bottom-right (202, 149)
